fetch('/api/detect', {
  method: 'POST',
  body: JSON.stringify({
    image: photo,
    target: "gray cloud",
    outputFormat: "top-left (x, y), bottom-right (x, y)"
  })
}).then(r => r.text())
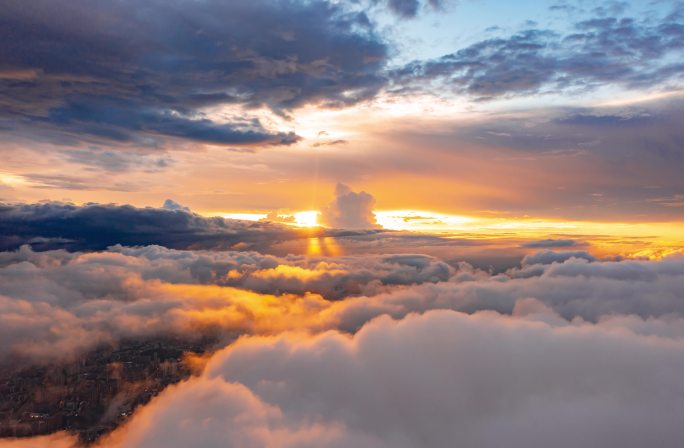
top-left (395, 12), bottom-right (684, 98)
top-left (521, 239), bottom-right (586, 248)
top-left (0, 244), bottom-right (454, 366)
top-left (388, 95), bottom-right (684, 220)
top-left (0, 201), bottom-right (301, 252)
top-left (521, 249), bottom-right (596, 265)
top-left (0, 0), bottom-right (388, 147)
top-left (369, 0), bottom-right (446, 18)
top-left (1, 243), bottom-right (684, 370)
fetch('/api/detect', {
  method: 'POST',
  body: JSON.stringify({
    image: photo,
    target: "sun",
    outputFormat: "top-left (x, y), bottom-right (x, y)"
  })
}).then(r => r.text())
top-left (293, 211), bottom-right (319, 227)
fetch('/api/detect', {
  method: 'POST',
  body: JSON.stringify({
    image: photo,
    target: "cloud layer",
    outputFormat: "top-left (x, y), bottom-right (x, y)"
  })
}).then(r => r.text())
top-left (1, 240), bottom-right (684, 447)
top-left (2, 243), bottom-right (684, 367)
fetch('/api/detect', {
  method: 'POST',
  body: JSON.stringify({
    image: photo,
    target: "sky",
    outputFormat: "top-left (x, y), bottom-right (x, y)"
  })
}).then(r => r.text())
top-left (2, 0), bottom-right (684, 232)
top-left (1, 1), bottom-right (684, 447)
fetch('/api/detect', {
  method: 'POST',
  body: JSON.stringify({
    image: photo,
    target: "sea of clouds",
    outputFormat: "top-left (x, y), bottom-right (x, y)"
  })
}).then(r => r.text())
top-left (1, 240), bottom-right (684, 447)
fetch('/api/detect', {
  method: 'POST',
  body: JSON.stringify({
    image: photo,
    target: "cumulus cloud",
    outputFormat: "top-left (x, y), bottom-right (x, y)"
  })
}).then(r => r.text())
top-left (320, 184), bottom-right (380, 229)
top-left (94, 309), bottom-right (684, 448)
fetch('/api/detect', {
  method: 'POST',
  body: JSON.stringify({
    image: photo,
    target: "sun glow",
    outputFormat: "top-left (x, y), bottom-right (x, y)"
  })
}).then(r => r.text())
top-left (293, 211), bottom-right (319, 227)
top-left (0, 172), bottom-right (29, 187)
top-left (375, 210), bottom-right (475, 232)
top-left (203, 208), bottom-right (682, 260)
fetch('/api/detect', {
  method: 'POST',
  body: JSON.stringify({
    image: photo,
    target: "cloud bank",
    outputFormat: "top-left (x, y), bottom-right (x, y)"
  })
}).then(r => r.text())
top-left (0, 202), bottom-right (300, 252)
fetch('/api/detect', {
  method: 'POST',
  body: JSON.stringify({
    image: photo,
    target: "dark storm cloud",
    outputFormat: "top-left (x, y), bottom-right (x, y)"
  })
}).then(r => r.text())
top-left (395, 12), bottom-right (684, 98)
top-left (0, 0), bottom-right (388, 146)
top-left (0, 202), bottom-right (301, 252)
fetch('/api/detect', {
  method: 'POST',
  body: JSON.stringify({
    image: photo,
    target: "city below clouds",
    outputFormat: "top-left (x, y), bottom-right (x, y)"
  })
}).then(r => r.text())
top-left (1, 0), bottom-right (683, 447)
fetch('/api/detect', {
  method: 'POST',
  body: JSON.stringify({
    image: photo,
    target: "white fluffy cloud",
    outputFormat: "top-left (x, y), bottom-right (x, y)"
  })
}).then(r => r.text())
top-left (95, 308), bottom-right (684, 448)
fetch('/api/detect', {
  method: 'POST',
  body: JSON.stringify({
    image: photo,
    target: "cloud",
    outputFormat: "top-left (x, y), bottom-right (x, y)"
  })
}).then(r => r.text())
top-left (161, 199), bottom-right (190, 212)
top-left (0, 244), bottom-right (455, 366)
top-left (327, 254), bottom-right (684, 331)
top-left (0, 201), bottom-right (535, 271)
top-left (0, 202), bottom-right (300, 252)
top-left (521, 239), bottom-right (586, 248)
top-left (395, 12), bottom-right (684, 98)
top-left (520, 249), bottom-right (596, 265)
top-left (0, 0), bottom-right (388, 147)
top-left (375, 0), bottom-right (446, 18)
top-left (0, 201), bottom-right (485, 258)
top-left (2, 242), bottom-right (684, 370)
top-left (2, 243), bottom-right (684, 446)
top-left (385, 0), bottom-right (420, 18)
top-left (112, 245), bottom-right (454, 300)
top-left (0, 252), bottom-right (328, 367)
top-left (95, 308), bottom-right (684, 448)
top-left (320, 183), bottom-right (380, 229)
top-left (389, 95), bottom-right (684, 220)
top-left (61, 148), bottom-right (173, 173)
